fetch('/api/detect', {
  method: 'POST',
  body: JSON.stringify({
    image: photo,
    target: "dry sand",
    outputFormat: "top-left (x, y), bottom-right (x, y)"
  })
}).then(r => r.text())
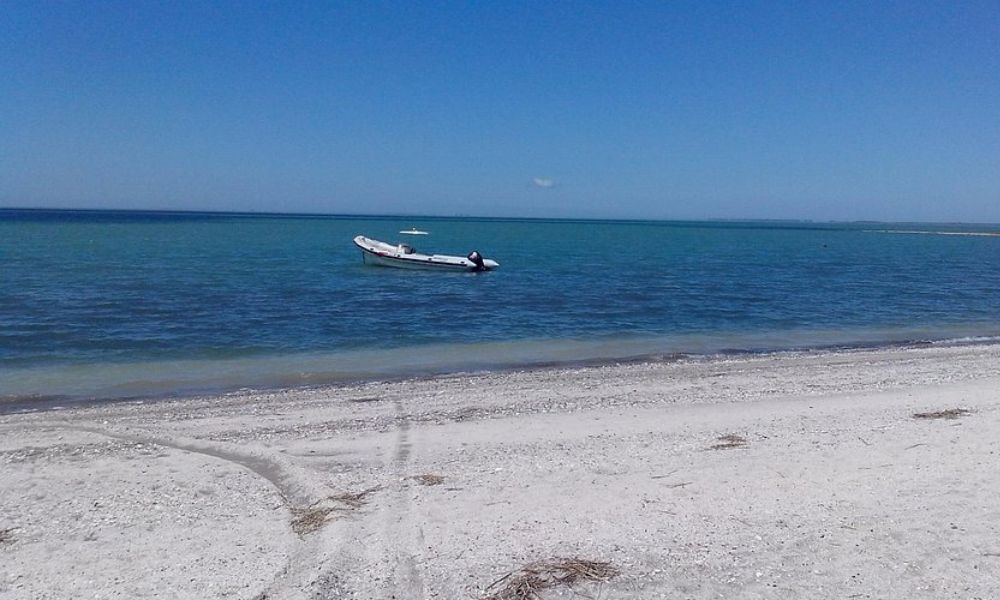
top-left (2, 343), bottom-right (999, 599)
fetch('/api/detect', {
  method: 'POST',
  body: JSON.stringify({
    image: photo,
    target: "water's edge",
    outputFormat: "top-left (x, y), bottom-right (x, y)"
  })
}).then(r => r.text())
top-left (4, 333), bottom-right (997, 415)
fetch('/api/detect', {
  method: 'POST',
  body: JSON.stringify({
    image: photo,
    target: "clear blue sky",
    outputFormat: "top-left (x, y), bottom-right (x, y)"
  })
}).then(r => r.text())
top-left (2, 1), bottom-right (998, 221)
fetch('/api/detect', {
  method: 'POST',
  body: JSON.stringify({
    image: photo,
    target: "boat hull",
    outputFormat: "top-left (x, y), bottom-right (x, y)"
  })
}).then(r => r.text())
top-left (353, 235), bottom-right (499, 272)
top-left (360, 249), bottom-right (478, 271)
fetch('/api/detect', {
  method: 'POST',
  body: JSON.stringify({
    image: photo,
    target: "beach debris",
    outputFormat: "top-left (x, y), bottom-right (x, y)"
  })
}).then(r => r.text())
top-left (710, 433), bottom-right (749, 450)
top-left (290, 507), bottom-right (335, 536)
top-left (348, 396), bottom-right (381, 403)
top-left (0, 528), bottom-right (16, 545)
top-left (410, 473), bottom-right (445, 486)
top-left (326, 485), bottom-right (382, 509)
top-left (664, 481), bottom-right (693, 488)
top-left (912, 408), bottom-right (971, 420)
top-left (290, 485), bottom-right (382, 535)
top-left (483, 558), bottom-right (619, 600)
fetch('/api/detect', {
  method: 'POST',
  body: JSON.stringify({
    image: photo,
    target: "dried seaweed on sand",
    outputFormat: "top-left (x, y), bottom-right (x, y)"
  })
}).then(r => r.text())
top-left (0, 528), bottom-right (15, 545)
top-left (410, 474), bottom-right (445, 486)
top-left (291, 485), bottom-right (382, 535)
top-left (326, 485), bottom-right (382, 509)
top-left (348, 396), bottom-right (381, 403)
top-left (913, 408), bottom-right (971, 420)
top-left (484, 558), bottom-right (619, 600)
top-left (710, 433), bottom-right (748, 450)
top-left (290, 507), bottom-right (334, 535)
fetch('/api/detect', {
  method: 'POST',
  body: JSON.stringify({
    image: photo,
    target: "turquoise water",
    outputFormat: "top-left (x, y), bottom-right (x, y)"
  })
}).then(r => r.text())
top-left (3, 209), bottom-right (1000, 404)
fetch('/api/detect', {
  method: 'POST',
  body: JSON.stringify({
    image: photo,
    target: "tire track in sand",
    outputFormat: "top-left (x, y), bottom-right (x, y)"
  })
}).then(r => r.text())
top-left (36, 422), bottom-right (330, 600)
top-left (382, 398), bottom-right (426, 599)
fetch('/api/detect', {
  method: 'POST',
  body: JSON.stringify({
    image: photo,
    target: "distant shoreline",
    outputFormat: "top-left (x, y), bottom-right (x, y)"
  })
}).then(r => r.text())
top-left (865, 228), bottom-right (1000, 237)
top-left (3, 206), bottom-right (1000, 229)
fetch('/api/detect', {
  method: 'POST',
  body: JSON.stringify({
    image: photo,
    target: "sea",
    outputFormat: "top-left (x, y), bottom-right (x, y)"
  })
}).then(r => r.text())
top-left (3, 208), bottom-right (1000, 409)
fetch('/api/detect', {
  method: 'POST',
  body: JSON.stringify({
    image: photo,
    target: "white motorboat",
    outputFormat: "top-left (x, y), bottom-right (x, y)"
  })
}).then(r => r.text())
top-left (353, 235), bottom-right (499, 272)
top-left (399, 228), bottom-right (429, 235)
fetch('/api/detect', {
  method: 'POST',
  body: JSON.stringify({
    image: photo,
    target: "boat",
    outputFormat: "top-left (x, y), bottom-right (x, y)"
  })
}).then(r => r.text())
top-left (353, 235), bottom-right (499, 271)
top-left (399, 228), bottom-right (429, 235)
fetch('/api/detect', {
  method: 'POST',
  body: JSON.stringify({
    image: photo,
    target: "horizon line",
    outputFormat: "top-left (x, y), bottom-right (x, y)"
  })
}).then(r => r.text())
top-left (1, 206), bottom-right (999, 229)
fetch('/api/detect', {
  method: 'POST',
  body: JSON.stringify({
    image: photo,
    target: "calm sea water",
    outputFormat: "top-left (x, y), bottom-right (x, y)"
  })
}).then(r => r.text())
top-left (3, 208), bottom-right (1000, 404)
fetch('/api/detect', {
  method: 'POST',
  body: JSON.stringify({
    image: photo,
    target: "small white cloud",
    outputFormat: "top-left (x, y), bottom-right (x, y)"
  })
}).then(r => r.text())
top-left (532, 177), bottom-right (555, 188)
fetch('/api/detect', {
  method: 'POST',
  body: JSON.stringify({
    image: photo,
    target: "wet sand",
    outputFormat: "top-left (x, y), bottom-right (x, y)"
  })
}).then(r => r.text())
top-left (2, 343), bottom-right (999, 599)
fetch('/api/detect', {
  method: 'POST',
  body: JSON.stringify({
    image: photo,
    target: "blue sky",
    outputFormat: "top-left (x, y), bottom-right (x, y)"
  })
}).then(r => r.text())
top-left (2, 1), bottom-right (998, 221)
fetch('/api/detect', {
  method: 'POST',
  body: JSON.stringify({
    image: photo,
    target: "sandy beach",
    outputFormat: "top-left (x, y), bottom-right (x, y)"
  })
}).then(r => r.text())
top-left (2, 343), bottom-right (999, 599)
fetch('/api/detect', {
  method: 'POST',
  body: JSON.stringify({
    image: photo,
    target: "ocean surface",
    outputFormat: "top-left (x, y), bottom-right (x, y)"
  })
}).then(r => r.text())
top-left (3, 208), bottom-right (1000, 406)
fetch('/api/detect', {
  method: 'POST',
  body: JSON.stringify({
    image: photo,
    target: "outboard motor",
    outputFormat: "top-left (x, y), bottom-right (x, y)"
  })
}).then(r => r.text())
top-left (467, 250), bottom-right (486, 271)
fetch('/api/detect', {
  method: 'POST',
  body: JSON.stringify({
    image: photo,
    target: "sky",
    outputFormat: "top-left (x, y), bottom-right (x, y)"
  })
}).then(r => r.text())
top-left (1, 1), bottom-right (999, 222)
